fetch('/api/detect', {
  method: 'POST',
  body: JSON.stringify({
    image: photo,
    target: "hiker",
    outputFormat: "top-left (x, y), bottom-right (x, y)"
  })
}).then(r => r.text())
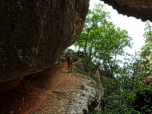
top-left (67, 57), bottom-right (73, 73)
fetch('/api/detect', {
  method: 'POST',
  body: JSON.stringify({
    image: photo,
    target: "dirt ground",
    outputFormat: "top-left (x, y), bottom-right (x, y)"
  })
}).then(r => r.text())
top-left (0, 58), bottom-right (89, 114)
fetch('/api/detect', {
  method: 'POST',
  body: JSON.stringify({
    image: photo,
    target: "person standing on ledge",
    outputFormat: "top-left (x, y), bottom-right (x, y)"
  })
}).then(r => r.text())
top-left (67, 57), bottom-right (73, 73)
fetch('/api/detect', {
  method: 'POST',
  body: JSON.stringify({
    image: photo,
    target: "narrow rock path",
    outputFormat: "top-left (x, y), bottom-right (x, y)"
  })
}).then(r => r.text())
top-left (0, 57), bottom-right (92, 114)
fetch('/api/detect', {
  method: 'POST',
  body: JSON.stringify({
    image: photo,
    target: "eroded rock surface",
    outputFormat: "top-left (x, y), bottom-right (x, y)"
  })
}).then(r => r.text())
top-left (65, 49), bottom-right (76, 59)
top-left (143, 76), bottom-right (152, 87)
top-left (0, 0), bottom-right (89, 83)
top-left (0, 76), bottom-right (23, 92)
top-left (101, 0), bottom-right (152, 22)
top-left (74, 61), bottom-right (104, 112)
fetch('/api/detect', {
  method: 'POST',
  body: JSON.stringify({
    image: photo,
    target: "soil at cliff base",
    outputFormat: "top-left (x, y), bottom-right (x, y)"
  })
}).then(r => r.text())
top-left (0, 57), bottom-right (88, 114)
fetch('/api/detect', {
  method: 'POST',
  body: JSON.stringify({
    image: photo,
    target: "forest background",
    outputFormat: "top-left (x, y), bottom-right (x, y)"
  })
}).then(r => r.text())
top-left (68, 0), bottom-right (152, 79)
top-left (66, 2), bottom-right (152, 113)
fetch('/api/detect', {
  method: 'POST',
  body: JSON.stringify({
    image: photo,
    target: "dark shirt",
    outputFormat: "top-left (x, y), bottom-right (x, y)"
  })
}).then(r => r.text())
top-left (66, 58), bottom-right (70, 63)
top-left (68, 59), bottom-right (73, 65)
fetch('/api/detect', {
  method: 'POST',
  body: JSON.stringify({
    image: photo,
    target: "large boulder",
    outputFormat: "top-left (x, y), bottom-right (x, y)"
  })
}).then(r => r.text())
top-left (0, 76), bottom-right (23, 92)
top-left (92, 70), bottom-right (104, 111)
top-left (55, 50), bottom-right (67, 64)
top-left (0, 0), bottom-right (89, 85)
top-left (143, 76), bottom-right (152, 87)
top-left (77, 50), bottom-right (84, 56)
top-left (83, 93), bottom-right (101, 114)
top-left (100, 0), bottom-right (152, 22)
top-left (74, 63), bottom-right (86, 72)
top-left (65, 49), bottom-right (77, 61)
top-left (60, 50), bottom-right (66, 62)
top-left (74, 62), bottom-right (104, 111)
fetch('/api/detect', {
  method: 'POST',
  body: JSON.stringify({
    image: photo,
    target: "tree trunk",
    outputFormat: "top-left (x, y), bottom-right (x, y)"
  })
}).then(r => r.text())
top-left (85, 60), bottom-right (89, 71)
top-left (90, 61), bottom-right (100, 76)
top-left (90, 67), bottom-right (97, 76)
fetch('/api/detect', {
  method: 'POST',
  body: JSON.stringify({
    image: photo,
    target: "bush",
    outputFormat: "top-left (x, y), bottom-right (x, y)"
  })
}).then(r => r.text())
top-left (79, 58), bottom-right (86, 65)
top-left (99, 77), bottom-right (125, 113)
top-left (80, 84), bottom-right (85, 90)
top-left (125, 85), bottom-right (152, 114)
top-left (73, 56), bottom-right (79, 62)
top-left (76, 50), bottom-right (86, 58)
top-left (98, 73), bottom-right (145, 114)
top-left (97, 73), bottom-right (152, 114)
top-left (90, 74), bottom-right (99, 83)
top-left (65, 49), bottom-right (68, 53)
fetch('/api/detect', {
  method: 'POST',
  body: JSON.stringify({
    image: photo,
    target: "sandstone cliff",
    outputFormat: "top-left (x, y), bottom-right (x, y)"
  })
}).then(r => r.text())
top-left (0, 0), bottom-right (89, 83)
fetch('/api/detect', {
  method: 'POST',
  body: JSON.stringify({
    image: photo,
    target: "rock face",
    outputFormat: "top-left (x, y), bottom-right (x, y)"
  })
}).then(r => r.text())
top-left (143, 76), bottom-right (152, 87)
top-left (60, 50), bottom-right (66, 62)
top-left (92, 70), bottom-right (104, 111)
top-left (77, 50), bottom-right (86, 58)
top-left (74, 63), bottom-right (85, 71)
top-left (55, 50), bottom-right (66, 65)
top-left (83, 91), bottom-right (102, 114)
top-left (0, 0), bottom-right (89, 83)
top-left (65, 49), bottom-right (77, 59)
top-left (0, 76), bottom-right (23, 92)
top-left (74, 61), bottom-right (104, 112)
top-left (65, 49), bottom-right (79, 63)
top-left (101, 0), bottom-right (152, 22)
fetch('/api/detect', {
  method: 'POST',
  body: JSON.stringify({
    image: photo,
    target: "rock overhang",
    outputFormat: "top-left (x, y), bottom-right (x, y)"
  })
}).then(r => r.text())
top-left (100, 0), bottom-right (152, 22)
top-left (0, 0), bottom-right (89, 83)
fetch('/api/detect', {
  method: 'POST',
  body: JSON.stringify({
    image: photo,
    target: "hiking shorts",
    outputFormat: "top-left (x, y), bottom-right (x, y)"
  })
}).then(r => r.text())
top-left (68, 64), bottom-right (73, 68)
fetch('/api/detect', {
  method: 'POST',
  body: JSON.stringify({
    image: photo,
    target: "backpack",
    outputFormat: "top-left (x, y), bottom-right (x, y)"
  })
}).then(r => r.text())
top-left (69, 59), bottom-right (73, 64)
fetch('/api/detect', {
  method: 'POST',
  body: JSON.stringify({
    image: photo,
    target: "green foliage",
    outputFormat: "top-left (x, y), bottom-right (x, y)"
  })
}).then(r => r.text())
top-left (73, 67), bottom-right (87, 75)
top-left (79, 58), bottom-right (87, 65)
top-left (79, 58), bottom-right (98, 75)
top-left (88, 63), bottom-right (96, 71)
top-left (73, 67), bottom-right (80, 72)
top-left (80, 84), bottom-right (85, 90)
top-left (125, 85), bottom-right (152, 114)
top-left (73, 4), bottom-right (152, 114)
top-left (73, 56), bottom-right (79, 62)
top-left (75, 69), bottom-right (99, 83)
top-left (140, 21), bottom-right (152, 59)
top-left (90, 74), bottom-right (99, 83)
top-left (73, 60), bottom-right (99, 83)
top-left (65, 49), bottom-right (68, 53)
top-left (74, 3), bottom-right (133, 79)
top-left (98, 50), bottom-right (152, 113)
top-left (90, 81), bottom-right (101, 90)
top-left (79, 52), bottom-right (151, 113)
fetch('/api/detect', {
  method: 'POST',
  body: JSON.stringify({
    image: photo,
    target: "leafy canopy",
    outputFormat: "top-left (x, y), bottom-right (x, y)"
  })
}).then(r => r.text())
top-left (140, 21), bottom-right (152, 59)
top-left (74, 3), bottom-right (133, 78)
